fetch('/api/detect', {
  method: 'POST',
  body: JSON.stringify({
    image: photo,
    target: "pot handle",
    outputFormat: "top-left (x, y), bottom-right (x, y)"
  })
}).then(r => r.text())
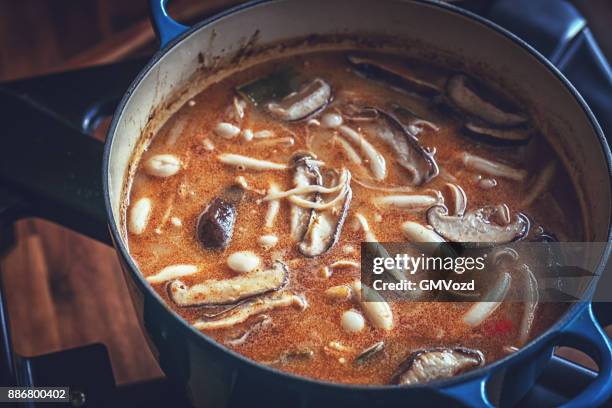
top-left (556, 303), bottom-right (612, 408)
top-left (438, 303), bottom-right (612, 407)
top-left (0, 88), bottom-right (110, 244)
top-left (149, 0), bottom-right (189, 49)
top-left (439, 374), bottom-right (493, 407)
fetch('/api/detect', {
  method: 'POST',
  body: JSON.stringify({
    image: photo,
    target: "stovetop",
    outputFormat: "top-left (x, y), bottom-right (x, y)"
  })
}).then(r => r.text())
top-left (1, 0), bottom-right (611, 407)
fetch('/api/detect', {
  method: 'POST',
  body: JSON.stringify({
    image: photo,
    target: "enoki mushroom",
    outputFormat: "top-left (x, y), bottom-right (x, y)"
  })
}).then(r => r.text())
top-left (264, 169), bottom-right (352, 211)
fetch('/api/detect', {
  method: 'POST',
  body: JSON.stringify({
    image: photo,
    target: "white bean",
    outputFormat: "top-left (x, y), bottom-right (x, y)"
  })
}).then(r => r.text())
top-left (253, 130), bottom-right (275, 139)
top-left (341, 309), bottom-right (365, 333)
top-left (227, 251), bottom-right (261, 274)
top-left (321, 112), bottom-right (343, 128)
top-left (202, 138), bottom-right (215, 151)
top-left (328, 341), bottom-right (350, 352)
top-left (214, 122), bottom-right (241, 139)
top-left (343, 245), bottom-right (355, 254)
top-left (478, 178), bottom-right (498, 189)
top-left (259, 234), bottom-right (279, 249)
top-left (144, 154), bottom-right (181, 178)
top-left (242, 129), bottom-right (254, 142)
top-left (129, 198), bottom-right (152, 235)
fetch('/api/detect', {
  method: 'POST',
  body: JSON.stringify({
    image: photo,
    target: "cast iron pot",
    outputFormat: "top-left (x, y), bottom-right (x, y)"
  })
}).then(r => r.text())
top-left (2, 0), bottom-right (612, 406)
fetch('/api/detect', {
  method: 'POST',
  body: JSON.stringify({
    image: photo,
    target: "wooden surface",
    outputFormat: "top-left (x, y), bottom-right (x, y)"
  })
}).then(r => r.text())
top-left (0, 0), bottom-right (245, 80)
top-left (0, 0), bottom-right (610, 387)
top-left (0, 0), bottom-right (244, 386)
top-left (2, 220), bottom-right (163, 384)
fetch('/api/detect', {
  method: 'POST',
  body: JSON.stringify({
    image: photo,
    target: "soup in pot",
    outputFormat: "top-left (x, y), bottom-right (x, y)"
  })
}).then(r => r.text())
top-left (124, 49), bottom-right (580, 385)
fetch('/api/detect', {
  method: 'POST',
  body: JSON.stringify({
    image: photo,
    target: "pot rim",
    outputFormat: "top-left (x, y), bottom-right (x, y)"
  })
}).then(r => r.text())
top-left (102, 0), bottom-right (612, 393)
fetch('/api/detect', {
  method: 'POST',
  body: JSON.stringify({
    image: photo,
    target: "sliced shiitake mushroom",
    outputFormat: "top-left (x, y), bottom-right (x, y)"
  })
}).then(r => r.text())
top-left (377, 108), bottom-right (439, 184)
top-left (225, 314), bottom-right (273, 347)
top-left (347, 55), bottom-right (447, 96)
top-left (391, 347), bottom-right (484, 385)
top-left (193, 291), bottom-right (307, 330)
top-left (443, 183), bottom-right (467, 216)
top-left (342, 104), bottom-right (379, 122)
top-left (168, 260), bottom-right (288, 307)
top-left (355, 341), bottom-right (385, 365)
top-left (290, 153), bottom-right (323, 241)
top-left (392, 104), bottom-right (439, 135)
top-left (237, 68), bottom-right (331, 121)
top-left (196, 185), bottom-right (244, 249)
top-left (427, 205), bottom-right (529, 244)
top-left (446, 74), bottom-right (527, 127)
top-left (349, 105), bottom-right (438, 185)
top-left (298, 171), bottom-right (352, 257)
top-left (267, 78), bottom-right (332, 121)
